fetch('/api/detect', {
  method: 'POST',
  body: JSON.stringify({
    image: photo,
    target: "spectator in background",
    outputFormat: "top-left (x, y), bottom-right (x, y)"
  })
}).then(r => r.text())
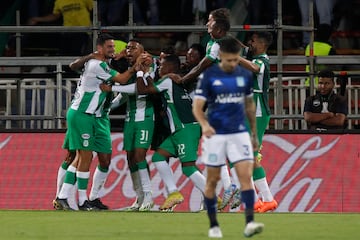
top-left (28, 0), bottom-right (93, 56)
top-left (26, 0), bottom-right (55, 19)
top-left (303, 69), bottom-right (347, 130)
top-left (247, 0), bottom-right (277, 25)
top-left (305, 23), bottom-right (336, 86)
top-left (97, 0), bottom-right (145, 26)
top-left (297, 0), bottom-right (337, 48)
top-left (0, 0), bottom-right (22, 56)
top-left (147, 0), bottom-right (160, 25)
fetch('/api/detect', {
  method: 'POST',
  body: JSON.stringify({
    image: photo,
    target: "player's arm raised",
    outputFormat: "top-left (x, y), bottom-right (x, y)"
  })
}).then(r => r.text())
top-left (69, 52), bottom-right (101, 71)
top-left (111, 66), bottom-right (136, 85)
top-left (238, 56), bottom-right (260, 73)
top-left (180, 57), bottom-right (213, 84)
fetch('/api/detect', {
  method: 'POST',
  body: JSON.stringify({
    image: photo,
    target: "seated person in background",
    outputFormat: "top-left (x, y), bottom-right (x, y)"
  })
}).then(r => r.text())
top-left (303, 69), bottom-right (348, 130)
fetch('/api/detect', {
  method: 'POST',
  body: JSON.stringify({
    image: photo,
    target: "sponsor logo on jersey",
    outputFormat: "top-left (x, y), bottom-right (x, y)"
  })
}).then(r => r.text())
top-left (83, 140), bottom-right (89, 147)
top-left (215, 93), bottom-right (244, 104)
top-left (82, 133), bottom-right (90, 139)
top-left (209, 153), bottom-right (218, 163)
top-left (213, 79), bottom-right (223, 86)
top-left (236, 77), bottom-right (245, 87)
top-left (313, 99), bottom-right (321, 107)
top-left (195, 89), bottom-right (203, 94)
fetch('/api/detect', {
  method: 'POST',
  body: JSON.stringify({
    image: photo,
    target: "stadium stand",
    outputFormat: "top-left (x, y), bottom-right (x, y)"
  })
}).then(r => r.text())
top-left (0, 0), bottom-right (359, 130)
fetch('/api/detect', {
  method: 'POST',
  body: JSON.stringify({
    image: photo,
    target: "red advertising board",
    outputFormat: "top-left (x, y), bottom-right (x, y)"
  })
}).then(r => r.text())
top-left (0, 133), bottom-right (359, 212)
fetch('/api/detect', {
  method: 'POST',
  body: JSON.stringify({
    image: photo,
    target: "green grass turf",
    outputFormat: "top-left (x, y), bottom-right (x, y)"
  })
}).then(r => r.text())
top-left (0, 211), bottom-right (359, 240)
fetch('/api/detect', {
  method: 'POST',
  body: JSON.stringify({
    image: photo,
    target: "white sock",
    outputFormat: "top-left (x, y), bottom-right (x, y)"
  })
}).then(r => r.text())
top-left (153, 161), bottom-right (178, 193)
top-left (56, 165), bottom-right (68, 197)
top-left (138, 168), bottom-right (152, 192)
top-left (67, 184), bottom-right (78, 210)
top-left (254, 178), bottom-right (274, 202)
top-left (252, 178), bottom-right (259, 202)
top-left (189, 171), bottom-right (206, 194)
top-left (58, 165), bottom-right (76, 199)
top-left (220, 165), bottom-right (232, 189)
top-left (58, 183), bottom-right (73, 199)
top-left (131, 171), bottom-right (142, 196)
top-left (89, 166), bottom-right (109, 201)
top-left (77, 171), bottom-right (90, 206)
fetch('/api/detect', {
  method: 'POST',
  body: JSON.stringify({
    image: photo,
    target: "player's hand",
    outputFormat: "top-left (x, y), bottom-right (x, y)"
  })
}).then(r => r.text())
top-left (140, 52), bottom-right (153, 67)
top-left (90, 51), bottom-right (102, 60)
top-left (202, 125), bottom-right (216, 138)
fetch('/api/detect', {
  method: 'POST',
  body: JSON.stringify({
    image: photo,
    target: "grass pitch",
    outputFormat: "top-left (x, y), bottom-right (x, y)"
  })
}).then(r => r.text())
top-left (0, 210), bottom-right (359, 240)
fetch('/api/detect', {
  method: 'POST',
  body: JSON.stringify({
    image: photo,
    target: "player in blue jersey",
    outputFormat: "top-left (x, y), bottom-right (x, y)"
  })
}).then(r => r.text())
top-left (193, 36), bottom-right (264, 238)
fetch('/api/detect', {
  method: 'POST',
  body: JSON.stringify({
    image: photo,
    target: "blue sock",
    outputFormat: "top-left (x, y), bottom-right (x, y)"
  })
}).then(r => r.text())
top-left (204, 196), bottom-right (219, 228)
top-left (241, 189), bottom-right (255, 224)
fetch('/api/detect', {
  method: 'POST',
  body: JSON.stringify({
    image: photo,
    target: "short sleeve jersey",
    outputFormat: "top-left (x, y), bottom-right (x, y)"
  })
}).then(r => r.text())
top-left (154, 76), bottom-right (195, 133)
top-left (125, 62), bottom-right (157, 122)
top-left (303, 91), bottom-right (348, 129)
top-left (251, 53), bottom-right (271, 116)
top-left (70, 59), bottom-right (117, 117)
top-left (53, 0), bottom-right (93, 26)
top-left (206, 38), bottom-right (221, 63)
top-left (194, 64), bottom-right (253, 134)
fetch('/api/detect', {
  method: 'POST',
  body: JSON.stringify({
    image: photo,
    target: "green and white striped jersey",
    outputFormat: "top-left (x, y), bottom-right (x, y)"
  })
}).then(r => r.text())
top-left (70, 59), bottom-right (117, 117)
top-left (206, 38), bottom-right (221, 63)
top-left (251, 53), bottom-right (271, 116)
top-left (124, 60), bottom-right (157, 122)
top-left (154, 76), bottom-right (195, 133)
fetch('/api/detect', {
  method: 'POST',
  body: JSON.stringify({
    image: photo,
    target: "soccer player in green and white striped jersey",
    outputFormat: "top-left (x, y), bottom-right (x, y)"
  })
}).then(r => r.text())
top-left (55, 33), bottom-right (135, 210)
top-left (136, 54), bottom-right (207, 211)
top-left (121, 39), bottom-right (157, 211)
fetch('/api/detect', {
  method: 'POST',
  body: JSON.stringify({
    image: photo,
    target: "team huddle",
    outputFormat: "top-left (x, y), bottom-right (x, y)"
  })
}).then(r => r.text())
top-left (52, 8), bottom-right (277, 239)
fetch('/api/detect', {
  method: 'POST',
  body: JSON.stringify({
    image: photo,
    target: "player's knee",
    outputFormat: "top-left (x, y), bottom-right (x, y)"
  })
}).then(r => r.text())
top-left (98, 153), bottom-right (111, 168)
top-left (182, 165), bottom-right (198, 177)
top-left (152, 152), bottom-right (167, 162)
top-left (65, 150), bottom-right (76, 164)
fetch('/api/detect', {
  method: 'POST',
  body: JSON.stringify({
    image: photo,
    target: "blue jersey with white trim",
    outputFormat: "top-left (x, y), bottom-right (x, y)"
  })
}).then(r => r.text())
top-left (195, 64), bottom-right (253, 134)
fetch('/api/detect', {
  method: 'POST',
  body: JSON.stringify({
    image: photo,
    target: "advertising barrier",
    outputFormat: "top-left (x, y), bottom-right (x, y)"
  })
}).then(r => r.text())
top-left (0, 132), bottom-right (359, 212)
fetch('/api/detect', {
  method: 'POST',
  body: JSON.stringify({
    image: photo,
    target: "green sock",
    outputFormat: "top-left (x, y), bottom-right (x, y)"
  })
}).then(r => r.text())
top-left (253, 167), bottom-right (266, 181)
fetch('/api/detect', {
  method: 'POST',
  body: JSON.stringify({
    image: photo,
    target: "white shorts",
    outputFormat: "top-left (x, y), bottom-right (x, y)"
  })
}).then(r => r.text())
top-left (201, 132), bottom-right (254, 167)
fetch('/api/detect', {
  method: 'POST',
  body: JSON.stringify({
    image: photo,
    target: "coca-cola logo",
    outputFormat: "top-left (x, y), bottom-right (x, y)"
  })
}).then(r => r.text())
top-left (2, 133), bottom-right (358, 212)
top-left (0, 136), bottom-right (11, 150)
top-left (96, 134), bottom-right (342, 212)
top-left (263, 135), bottom-right (339, 212)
